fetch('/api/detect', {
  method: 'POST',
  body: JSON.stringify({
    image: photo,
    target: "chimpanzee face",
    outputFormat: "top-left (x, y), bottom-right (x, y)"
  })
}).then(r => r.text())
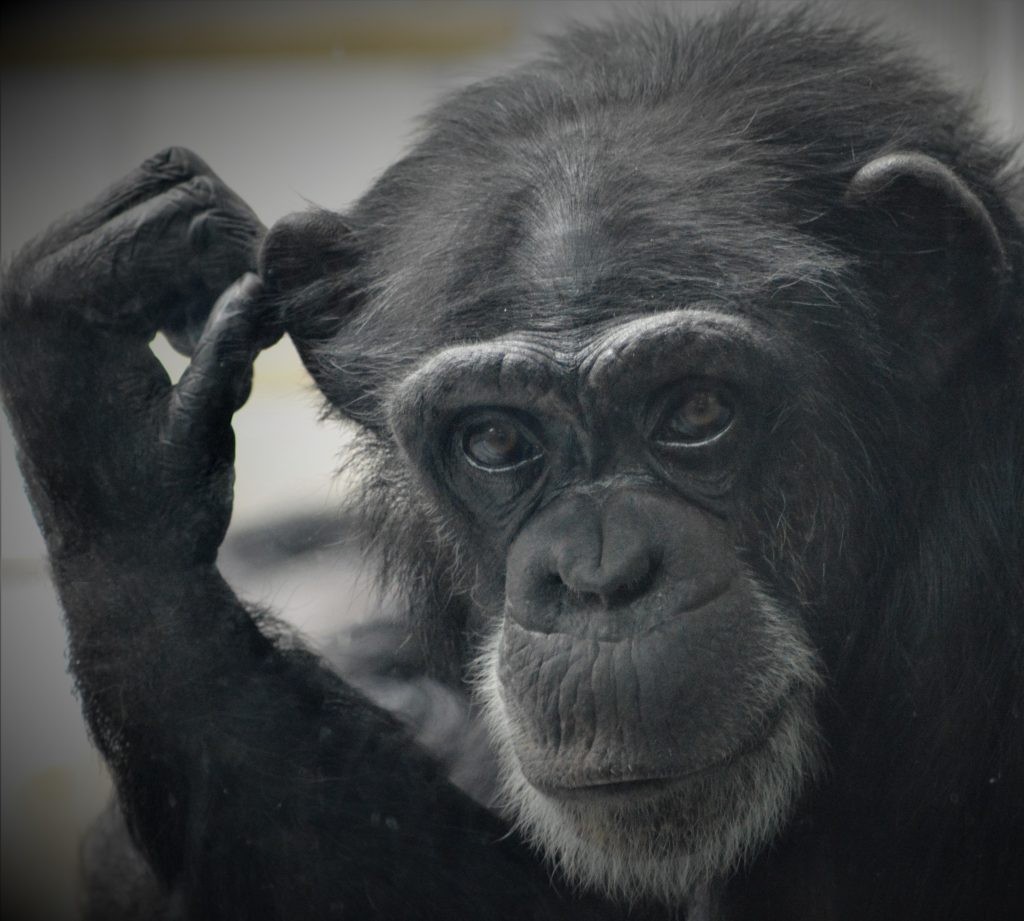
top-left (386, 286), bottom-right (826, 900)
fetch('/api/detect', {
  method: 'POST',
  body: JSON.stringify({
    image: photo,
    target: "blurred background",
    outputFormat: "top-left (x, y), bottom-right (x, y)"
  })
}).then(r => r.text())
top-left (2, 2), bottom-right (1020, 918)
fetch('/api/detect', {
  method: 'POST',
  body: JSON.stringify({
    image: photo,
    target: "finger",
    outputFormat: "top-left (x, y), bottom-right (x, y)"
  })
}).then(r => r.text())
top-left (162, 274), bottom-right (277, 463)
top-left (18, 148), bottom-right (215, 264)
top-left (20, 175), bottom-right (262, 340)
top-left (164, 203), bottom-right (268, 356)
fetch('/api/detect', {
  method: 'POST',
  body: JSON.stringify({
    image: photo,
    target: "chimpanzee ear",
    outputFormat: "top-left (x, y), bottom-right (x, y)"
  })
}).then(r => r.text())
top-left (259, 209), bottom-right (364, 399)
top-left (844, 152), bottom-right (1008, 377)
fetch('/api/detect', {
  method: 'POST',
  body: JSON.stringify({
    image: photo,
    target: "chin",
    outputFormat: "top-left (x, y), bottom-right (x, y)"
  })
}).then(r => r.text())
top-left (473, 628), bottom-right (823, 906)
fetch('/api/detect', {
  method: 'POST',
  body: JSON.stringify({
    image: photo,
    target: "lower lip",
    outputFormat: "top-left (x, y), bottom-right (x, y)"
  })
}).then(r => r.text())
top-left (535, 776), bottom-right (676, 801)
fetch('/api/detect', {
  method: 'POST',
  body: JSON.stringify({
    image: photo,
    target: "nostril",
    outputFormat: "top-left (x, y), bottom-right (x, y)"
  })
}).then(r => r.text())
top-left (552, 553), bottom-right (658, 609)
top-left (602, 565), bottom-right (656, 608)
top-left (542, 571), bottom-right (564, 594)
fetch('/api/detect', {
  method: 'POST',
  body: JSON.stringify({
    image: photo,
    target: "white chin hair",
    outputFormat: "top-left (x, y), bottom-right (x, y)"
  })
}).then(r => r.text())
top-left (471, 608), bottom-right (823, 906)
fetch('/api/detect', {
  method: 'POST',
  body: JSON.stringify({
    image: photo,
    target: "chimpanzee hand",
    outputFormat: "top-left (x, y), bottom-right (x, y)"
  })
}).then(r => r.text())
top-left (0, 147), bottom-right (276, 567)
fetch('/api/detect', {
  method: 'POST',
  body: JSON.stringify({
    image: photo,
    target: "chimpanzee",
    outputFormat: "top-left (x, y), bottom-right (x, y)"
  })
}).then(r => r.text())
top-left (1, 6), bottom-right (1021, 921)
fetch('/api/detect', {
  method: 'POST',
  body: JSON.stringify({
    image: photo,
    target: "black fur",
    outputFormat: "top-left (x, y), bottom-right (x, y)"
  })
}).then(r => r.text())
top-left (2, 7), bottom-right (1022, 920)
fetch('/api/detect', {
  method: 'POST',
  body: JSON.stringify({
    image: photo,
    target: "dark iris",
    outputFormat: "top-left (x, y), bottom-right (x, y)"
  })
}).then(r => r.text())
top-left (655, 387), bottom-right (733, 445)
top-left (461, 417), bottom-right (540, 471)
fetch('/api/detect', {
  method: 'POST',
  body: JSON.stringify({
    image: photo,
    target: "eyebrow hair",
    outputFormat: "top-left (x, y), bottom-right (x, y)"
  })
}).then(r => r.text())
top-left (389, 307), bottom-right (774, 421)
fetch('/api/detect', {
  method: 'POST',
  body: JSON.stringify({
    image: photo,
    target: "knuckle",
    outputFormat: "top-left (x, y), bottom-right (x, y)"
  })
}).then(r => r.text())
top-left (187, 209), bottom-right (260, 262)
top-left (143, 146), bottom-right (210, 182)
top-left (186, 209), bottom-right (246, 261)
top-left (181, 175), bottom-right (218, 207)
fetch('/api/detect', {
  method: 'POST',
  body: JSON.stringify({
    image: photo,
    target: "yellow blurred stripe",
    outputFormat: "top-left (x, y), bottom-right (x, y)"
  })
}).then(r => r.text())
top-left (2, 5), bottom-right (520, 69)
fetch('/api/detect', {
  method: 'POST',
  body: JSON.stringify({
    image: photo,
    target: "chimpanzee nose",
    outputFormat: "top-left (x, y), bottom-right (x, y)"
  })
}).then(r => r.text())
top-left (505, 491), bottom-right (662, 632)
top-left (553, 523), bottom-right (657, 607)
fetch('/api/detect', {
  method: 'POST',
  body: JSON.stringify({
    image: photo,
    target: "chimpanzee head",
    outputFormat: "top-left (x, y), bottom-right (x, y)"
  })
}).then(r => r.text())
top-left (259, 8), bottom-right (1020, 903)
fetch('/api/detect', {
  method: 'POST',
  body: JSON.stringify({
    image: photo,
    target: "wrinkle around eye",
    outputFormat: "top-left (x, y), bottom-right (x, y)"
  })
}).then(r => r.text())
top-left (461, 417), bottom-right (542, 472)
top-left (655, 402), bottom-right (734, 446)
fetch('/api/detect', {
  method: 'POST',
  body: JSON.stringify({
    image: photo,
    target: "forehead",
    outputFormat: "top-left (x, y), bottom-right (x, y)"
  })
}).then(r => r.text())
top-left (360, 117), bottom-right (836, 346)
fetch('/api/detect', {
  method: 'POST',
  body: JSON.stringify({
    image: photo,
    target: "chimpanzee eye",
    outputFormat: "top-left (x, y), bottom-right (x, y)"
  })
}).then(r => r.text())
top-left (654, 386), bottom-right (734, 446)
top-left (460, 415), bottom-right (541, 472)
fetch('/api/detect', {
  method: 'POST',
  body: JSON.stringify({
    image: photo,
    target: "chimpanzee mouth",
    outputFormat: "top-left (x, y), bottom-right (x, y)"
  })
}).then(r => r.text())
top-left (535, 775), bottom-right (676, 801)
top-left (525, 690), bottom-right (798, 803)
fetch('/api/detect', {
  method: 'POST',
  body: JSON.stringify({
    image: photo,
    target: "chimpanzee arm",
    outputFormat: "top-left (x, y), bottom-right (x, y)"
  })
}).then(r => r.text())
top-left (0, 150), bottom-right (609, 921)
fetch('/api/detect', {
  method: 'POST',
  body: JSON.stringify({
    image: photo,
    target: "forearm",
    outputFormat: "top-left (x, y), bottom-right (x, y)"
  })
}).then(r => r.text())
top-left (51, 555), bottom-right (573, 920)
top-left (53, 556), bottom-right (271, 741)
top-left (50, 556), bottom-right (272, 877)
